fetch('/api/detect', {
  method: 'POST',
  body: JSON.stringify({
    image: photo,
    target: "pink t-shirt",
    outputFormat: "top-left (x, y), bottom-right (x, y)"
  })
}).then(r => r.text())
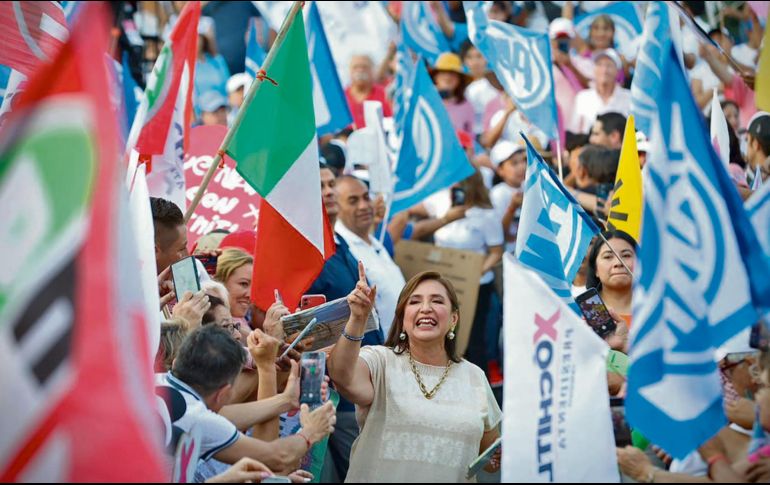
top-left (443, 99), bottom-right (475, 134)
top-left (724, 74), bottom-right (756, 129)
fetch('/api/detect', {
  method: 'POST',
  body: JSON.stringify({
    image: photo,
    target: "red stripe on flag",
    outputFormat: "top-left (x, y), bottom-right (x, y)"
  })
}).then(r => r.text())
top-left (0, 2), bottom-right (67, 75)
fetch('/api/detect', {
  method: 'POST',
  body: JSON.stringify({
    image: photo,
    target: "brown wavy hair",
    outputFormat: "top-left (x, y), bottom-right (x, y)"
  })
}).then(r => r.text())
top-left (385, 271), bottom-right (461, 363)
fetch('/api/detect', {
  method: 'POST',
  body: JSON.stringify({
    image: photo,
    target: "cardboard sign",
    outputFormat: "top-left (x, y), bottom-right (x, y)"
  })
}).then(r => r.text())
top-left (394, 240), bottom-right (484, 356)
top-left (183, 125), bottom-right (261, 246)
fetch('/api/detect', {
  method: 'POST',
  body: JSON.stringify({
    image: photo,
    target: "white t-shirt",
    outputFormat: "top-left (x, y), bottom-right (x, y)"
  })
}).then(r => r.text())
top-left (422, 189), bottom-right (451, 219)
top-left (335, 222), bottom-right (406, 337)
top-left (569, 86), bottom-right (632, 134)
top-left (732, 43), bottom-right (759, 69)
top-left (488, 108), bottom-right (550, 148)
top-left (465, 78), bottom-right (499, 136)
top-left (433, 207), bottom-right (504, 284)
top-left (489, 183), bottom-right (522, 253)
top-left (155, 372), bottom-right (240, 463)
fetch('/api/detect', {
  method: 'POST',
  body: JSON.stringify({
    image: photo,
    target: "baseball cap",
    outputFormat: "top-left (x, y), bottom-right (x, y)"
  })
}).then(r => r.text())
top-left (636, 131), bottom-right (650, 153)
top-left (226, 73), bottom-right (253, 94)
top-left (490, 140), bottom-right (526, 168)
top-left (592, 48), bottom-right (622, 70)
top-left (549, 18), bottom-right (575, 40)
top-left (747, 111), bottom-right (770, 145)
top-left (198, 91), bottom-right (228, 113)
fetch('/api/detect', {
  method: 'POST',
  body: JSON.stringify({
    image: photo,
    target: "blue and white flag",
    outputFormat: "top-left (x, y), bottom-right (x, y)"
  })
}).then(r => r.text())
top-left (747, 181), bottom-right (770, 260)
top-left (122, 53), bottom-right (142, 133)
top-left (0, 65), bottom-right (10, 107)
top-left (306, 1), bottom-right (352, 136)
top-left (627, 43), bottom-right (770, 460)
top-left (393, 41), bottom-right (416, 133)
top-left (245, 17), bottom-right (267, 80)
top-left (391, 60), bottom-right (475, 215)
top-left (464, 1), bottom-right (558, 141)
top-left (515, 134), bottom-right (600, 313)
top-left (575, 2), bottom-right (642, 60)
top-left (401, 1), bottom-right (450, 64)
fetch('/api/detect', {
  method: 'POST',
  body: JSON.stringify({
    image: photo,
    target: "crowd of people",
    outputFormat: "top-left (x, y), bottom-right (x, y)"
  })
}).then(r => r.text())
top-left (7, 0), bottom-right (768, 483)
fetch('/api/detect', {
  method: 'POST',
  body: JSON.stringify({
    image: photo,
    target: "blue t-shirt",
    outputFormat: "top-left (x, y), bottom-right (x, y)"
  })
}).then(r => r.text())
top-left (202, 1), bottom-right (260, 74)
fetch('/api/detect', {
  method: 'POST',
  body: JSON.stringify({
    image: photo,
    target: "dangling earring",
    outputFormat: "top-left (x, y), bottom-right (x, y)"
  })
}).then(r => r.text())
top-left (447, 329), bottom-right (456, 340)
top-left (399, 332), bottom-right (407, 341)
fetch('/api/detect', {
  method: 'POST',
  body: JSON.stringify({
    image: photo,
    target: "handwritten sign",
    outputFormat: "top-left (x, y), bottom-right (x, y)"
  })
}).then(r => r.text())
top-left (184, 125), bottom-right (261, 246)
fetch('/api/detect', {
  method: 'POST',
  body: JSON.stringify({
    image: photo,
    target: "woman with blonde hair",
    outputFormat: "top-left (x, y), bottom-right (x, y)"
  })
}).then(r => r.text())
top-left (329, 267), bottom-right (502, 483)
top-left (215, 248), bottom-right (254, 328)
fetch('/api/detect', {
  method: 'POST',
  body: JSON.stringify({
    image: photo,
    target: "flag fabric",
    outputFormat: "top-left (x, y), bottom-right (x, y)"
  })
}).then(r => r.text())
top-left (393, 40), bottom-right (416, 133)
top-left (607, 115), bottom-right (643, 241)
top-left (710, 89), bottom-right (730, 168)
top-left (627, 43), bottom-right (770, 460)
top-left (464, 1), bottom-right (558, 141)
top-left (127, 1), bottom-right (199, 158)
top-left (306, 1), bottom-right (352, 136)
top-left (502, 254), bottom-right (618, 483)
top-left (574, 2), bottom-right (642, 60)
top-left (0, 4), bottom-right (165, 481)
top-left (752, 165), bottom-right (764, 191)
top-left (757, 20), bottom-right (770, 112)
top-left (390, 59), bottom-right (476, 216)
top-left (630, 1), bottom-right (672, 137)
top-left (0, 68), bottom-right (27, 128)
top-left (0, 2), bottom-right (68, 76)
top-left (227, 9), bottom-right (334, 312)
top-left (245, 17), bottom-right (267, 80)
top-left (121, 53), bottom-right (142, 132)
top-left (747, 182), bottom-right (770, 259)
top-left (515, 134), bottom-right (600, 314)
top-left (401, 1), bottom-right (450, 64)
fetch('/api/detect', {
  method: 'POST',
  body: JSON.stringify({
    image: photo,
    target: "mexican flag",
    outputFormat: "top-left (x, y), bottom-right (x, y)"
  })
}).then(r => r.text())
top-left (127, 1), bottom-right (199, 210)
top-left (0, 4), bottom-right (165, 481)
top-left (227, 9), bottom-right (334, 311)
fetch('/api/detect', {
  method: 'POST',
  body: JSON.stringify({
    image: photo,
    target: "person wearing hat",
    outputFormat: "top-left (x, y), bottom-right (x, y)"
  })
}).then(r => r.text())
top-left (747, 112), bottom-right (770, 186)
top-left (430, 52), bottom-right (475, 134)
top-left (198, 90), bottom-right (229, 127)
top-left (636, 131), bottom-right (650, 168)
top-left (225, 73), bottom-right (253, 126)
top-left (194, 29), bottom-right (231, 115)
top-left (489, 141), bottom-right (526, 253)
top-left (569, 48), bottom-right (631, 135)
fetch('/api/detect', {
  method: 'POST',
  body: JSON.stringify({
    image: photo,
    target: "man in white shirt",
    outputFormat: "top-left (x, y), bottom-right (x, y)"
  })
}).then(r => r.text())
top-left (488, 141), bottom-right (526, 253)
top-left (335, 176), bottom-right (406, 337)
top-left (569, 48), bottom-right (631, 135)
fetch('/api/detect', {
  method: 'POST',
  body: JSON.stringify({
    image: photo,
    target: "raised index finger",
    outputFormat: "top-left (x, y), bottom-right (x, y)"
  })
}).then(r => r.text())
top-left (358, 260), bottom-right (367, 283)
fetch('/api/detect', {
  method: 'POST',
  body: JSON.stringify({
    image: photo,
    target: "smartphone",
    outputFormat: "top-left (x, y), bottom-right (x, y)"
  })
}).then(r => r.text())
top-left (451, 186), bottom-right (466, 207)
top-left (300, 294), bottom-right (327, 311)
top-left (466, 437), bottom-right (502, 479)
top-left (610, 398), bottom-right (632, 447)
top-left (171, 256), bottom-right (201, 301)
top-left (300, 351), bottom-right (326, 405)
top-left (262, 477), bottom-right (292, 483)
top-left (196, 255), bottom-right (218, 276)
top-left (575, 288), bottom-right (617, 339)
top-left (557, 38), bottom-right (570, 54)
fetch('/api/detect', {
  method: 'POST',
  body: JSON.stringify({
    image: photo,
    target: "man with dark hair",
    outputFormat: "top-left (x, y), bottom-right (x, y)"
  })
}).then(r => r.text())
top-left (589, 112), bottom-right (627, 150)
top-left (150, 197), bottom-right (188, 275)
top-left (157, 325), bottom-right (337, 474)
top-left (747, 113), bottom-right (770, 185)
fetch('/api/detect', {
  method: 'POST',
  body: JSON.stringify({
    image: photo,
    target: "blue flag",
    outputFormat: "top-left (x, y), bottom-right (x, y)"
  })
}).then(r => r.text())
top-left (245, 17), bottom-right (267, 80)
top-left (627, 43), bottom-right (770, 460)
top-left (0, 65), bottom-right (10, 107)
top-left (401, 1), bottom-right (450, 64)
top-left (393, 40), bottom-right (416, 134)
top-left (464, 1), bottom-right (558, 142)
top-left (629, 1), bottom-right (671, 137)
top-left (122, 53), bottom-right (142, 133)
top-left (575, 2), bottom-right (642, 60)
top-left (747, 182), bottom-right (770, 261)
top-left (515, 134), bottom-right (599, 313)
top-left (306, 1), bottom-right (352, 136)
top-left (391, 60), bottom-right (475, 215)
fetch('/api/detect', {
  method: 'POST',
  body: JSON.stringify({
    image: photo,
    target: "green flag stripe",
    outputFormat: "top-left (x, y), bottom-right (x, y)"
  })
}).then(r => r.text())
top-left (228, 13), bottom-right (315, 197)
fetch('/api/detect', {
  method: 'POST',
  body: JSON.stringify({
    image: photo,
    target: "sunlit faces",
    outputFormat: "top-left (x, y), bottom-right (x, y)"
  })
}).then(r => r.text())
top-left (594, 57), bottom-right (618, 87)
top-left (589, 18), bottom-right (614, 50)
top-left (462, 45), bottom-right (487, 79)
top-left (155, 223), bottom-right (189, 274)
top-left (320, 167), bottom-right (338, 220)
top-left (403, 280), bottom-right (459, 343)
top-left (336, 177), bottom-right (374, 236)
top-left (498, 151), bottom-right (526, 188)
top-left (433, 71), bottom-right (461, 93)
top-left (596, 238), bottom-right (635, 291)
top-left (224, 263), bottom-right (253, 318)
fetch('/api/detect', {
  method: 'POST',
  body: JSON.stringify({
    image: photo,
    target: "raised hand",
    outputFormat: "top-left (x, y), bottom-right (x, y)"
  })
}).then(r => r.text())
top-left (247, 328), bottom-right (282, 367)
top-left (347, 261), bottom-right (377, 323)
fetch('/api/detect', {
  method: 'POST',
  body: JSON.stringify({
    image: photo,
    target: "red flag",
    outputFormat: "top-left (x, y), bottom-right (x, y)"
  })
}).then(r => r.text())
top-left (129, 1), bottom-right (200, 158)
top-left (0, 2), bottom-right (67, 75)
top-left (0, 3), bottom-right (166, 482)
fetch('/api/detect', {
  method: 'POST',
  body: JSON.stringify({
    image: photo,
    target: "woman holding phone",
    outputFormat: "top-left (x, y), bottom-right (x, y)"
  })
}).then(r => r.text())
top-left (329, 264), bottom-right (502, 483)
top-left (584, 230), bottom-right (637, 329)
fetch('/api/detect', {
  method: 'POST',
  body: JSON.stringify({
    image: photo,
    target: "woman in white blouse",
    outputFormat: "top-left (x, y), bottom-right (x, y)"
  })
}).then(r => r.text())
top-left (329, 266), bottom-right (502, 483)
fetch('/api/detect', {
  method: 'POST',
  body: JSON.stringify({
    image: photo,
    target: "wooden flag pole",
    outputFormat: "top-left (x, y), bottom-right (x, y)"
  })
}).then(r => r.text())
top-left (184, 1), bottom-right (304, 223)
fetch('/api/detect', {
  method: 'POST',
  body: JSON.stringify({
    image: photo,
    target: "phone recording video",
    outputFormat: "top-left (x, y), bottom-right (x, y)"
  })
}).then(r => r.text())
top-left (171, 256), bottom-right (201, 302)
top-left (300, 351), bottom-right (326, 406)
top-left (576, 288), bottom-right (617, 339)
top-left (451, 186), bottom-right (466, 207)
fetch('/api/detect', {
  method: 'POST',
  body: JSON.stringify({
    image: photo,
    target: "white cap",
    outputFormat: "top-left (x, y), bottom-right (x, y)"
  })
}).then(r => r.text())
top-left (490, 140), bottom-right (526, 168)
top-left (592, 48), bottom-right (622, 70)
top-left (636, 131), bottom-right (650, 153)
top-left (549, 18), bottom-right (575, 40)
top-left (226, 73), bottom-right (254, 94)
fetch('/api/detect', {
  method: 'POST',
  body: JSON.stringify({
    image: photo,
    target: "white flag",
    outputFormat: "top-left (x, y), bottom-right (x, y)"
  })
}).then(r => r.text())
top-left (710, 89), bottom-right (730, 168)
top-left (502, 254), bottom-right (619, 483)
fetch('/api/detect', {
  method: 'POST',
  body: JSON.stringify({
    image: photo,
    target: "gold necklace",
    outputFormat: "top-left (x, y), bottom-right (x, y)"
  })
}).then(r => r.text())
top-left (407, 350), bottom-right (453, 400)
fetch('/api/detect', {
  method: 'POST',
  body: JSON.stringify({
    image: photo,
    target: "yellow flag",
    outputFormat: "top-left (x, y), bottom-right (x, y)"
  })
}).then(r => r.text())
top-left (757, 22), bottom-right (770, 111)
top-left (607, 115), bottom-right (643, 241)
